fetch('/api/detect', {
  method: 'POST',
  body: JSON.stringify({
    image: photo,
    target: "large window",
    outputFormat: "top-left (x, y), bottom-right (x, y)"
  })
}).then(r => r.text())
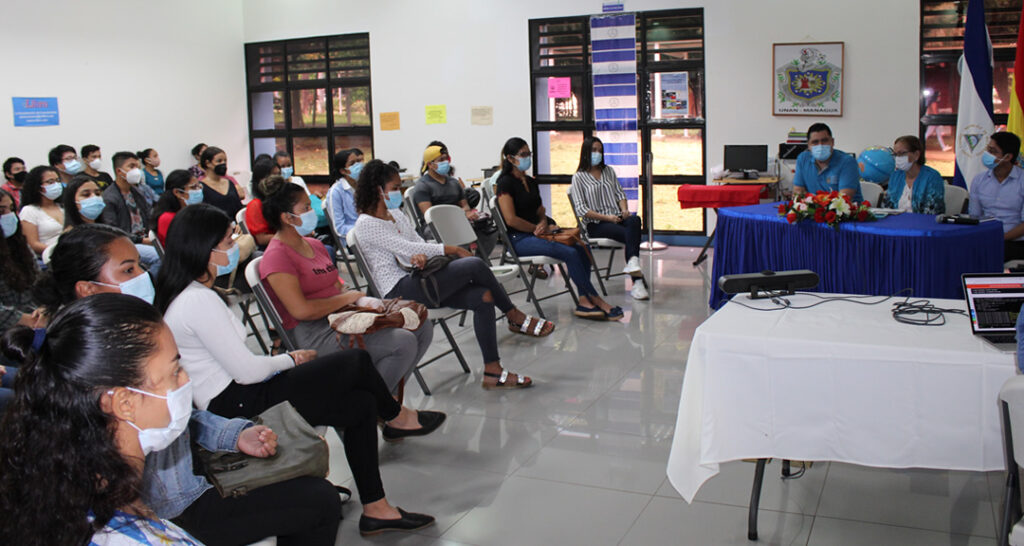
top-left (920, 0), bottom-right (1020, 177)
top-left (529, 9), bottom-right (706, 235)
top-left (245, 34), bottom-right (373, 183)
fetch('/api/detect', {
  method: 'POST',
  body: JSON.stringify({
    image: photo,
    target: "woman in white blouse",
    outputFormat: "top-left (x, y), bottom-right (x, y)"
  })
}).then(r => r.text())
top-left (352, 160), bottom-right (555, 390)
top-left (18, 165), bottom-right (65, 255)
top-left (155, 203), bottom-right (439, 536)
top-left (570, 137), bottom-right (648, 300)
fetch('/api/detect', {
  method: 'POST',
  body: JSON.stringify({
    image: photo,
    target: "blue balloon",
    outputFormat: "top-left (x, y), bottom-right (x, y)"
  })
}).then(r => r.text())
top-left (857, 147), bottom-right (895, 183)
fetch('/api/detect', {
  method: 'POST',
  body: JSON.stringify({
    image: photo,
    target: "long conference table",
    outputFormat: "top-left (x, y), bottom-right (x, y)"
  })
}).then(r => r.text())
top-left (665, 293), bottom-right (1016, 539)
top-left (708, 203), bottom-right (1005, 309)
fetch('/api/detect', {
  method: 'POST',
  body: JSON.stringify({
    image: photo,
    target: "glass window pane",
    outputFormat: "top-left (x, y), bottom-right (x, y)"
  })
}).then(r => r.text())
top-left (651, 129), bottom-right (702, 176)
top-left (534, 77), bottom-right (584, 122)
top-left (924, 60), bottom-right (1014, 115)
top-left (252, 137), bottom-right (287, 159)
top-left (544, 183), bottom-right (577, 229)
top-left (250, 91), bottom-right (285, 131)
top-left (922, 0), bottom-right (1021, 52)
top-left (247, 44), bottom-right (284, 84)
top-left (293, 136), bottom-right (329, 175)
top-left (333, 135), bottom-right (374, 161)
top-left (994, 60), bottom-right (1015, 114)
top-left (536, 21), bottom-right (586, 68)
top-left (287, 39), bottom-right (326, 82)
top-left (644, 13), bottom-right (703, 62)
top-left (289, 89), bottom-right (328, 129)
top-left (648, 71), bottom-right (703, 121)
top-left (535, 130), bottom-right (583, 175)
top-left (652, 185), bottom-right (704, 231)
top-left (923, 124), bottom-right (956, 177)
top-left (332, 86), bottom-right (371, 127)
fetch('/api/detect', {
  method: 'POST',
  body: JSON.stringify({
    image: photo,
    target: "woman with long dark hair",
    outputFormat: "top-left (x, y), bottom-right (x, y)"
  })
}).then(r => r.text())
top-left (0, 293), bottom-right (202, 544)
top-left (19, 165), bottom-right (65, 255)
top-left (138, 148), bottom-right (165, 196)
top-left (155, 203), bottom-right (438, 536)
top-left (198, 146), bottom-right (244, 217)
top-left (570, 135), bottom-right (648, 300)
top-left (150, 169), bottom-right (203, 246)
top-left (0, 187), bottom-right (42, 411)
top-left (353, 159), bottom-right (555, 390)
top-left (243, 154), bottom-right (278, 247)
top-left (62, 177), bottom-right (106, 228)
top-left (495, 137), bottom-right (621, 320)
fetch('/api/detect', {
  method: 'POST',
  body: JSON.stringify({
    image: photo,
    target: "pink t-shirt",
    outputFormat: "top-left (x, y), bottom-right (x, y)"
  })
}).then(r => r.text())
top-left (259, 237), bottom-right (342, 330)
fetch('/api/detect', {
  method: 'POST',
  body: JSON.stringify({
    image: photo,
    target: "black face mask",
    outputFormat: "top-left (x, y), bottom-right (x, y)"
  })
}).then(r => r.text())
top-left (213, 164), bottom-right (228, 176)
top-left (9, 171), bottom-right (26, 184)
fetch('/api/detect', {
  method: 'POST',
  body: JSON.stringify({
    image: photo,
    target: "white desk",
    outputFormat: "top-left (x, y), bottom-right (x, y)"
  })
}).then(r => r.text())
top-left (667, 293), bottom-right (1015, 515)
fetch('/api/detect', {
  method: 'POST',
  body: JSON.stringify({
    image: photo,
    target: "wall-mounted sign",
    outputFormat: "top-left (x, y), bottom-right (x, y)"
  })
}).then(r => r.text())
top-left (12, 97), bottom-right (59, 127)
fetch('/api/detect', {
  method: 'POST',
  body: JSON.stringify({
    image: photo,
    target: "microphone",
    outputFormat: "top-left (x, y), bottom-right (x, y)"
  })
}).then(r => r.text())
top-left (935, 214), bottom-right (980, 225)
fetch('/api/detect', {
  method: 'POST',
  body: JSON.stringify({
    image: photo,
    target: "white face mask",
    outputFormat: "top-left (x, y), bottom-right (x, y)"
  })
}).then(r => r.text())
top-left (88, 158), bottom-right (103, 171)
top-left (124, 167), bottom-right (143, 185)
top-left (894, 155), bottom-right (913, 172)
top-left (121, 380), bottom-right (193, 455)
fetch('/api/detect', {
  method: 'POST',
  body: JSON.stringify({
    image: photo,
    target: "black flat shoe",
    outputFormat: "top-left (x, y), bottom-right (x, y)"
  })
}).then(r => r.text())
top-left (358, 507), bottom-right (436, 536)
top-left (381, 410), bottom-right (446, 441)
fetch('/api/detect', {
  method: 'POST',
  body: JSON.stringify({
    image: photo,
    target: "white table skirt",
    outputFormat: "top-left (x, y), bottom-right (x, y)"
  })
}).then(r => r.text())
top-left (666, 293), bottom-right (1017, 503)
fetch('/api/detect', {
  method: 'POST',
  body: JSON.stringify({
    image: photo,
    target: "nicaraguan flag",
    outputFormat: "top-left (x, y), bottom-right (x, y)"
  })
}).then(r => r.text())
top-left (953, 0), bottom-right (995, 189)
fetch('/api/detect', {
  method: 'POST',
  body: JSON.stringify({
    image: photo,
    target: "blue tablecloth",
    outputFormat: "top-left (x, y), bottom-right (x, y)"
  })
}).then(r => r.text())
top-left (709, 203), bottom-right (1005, 308)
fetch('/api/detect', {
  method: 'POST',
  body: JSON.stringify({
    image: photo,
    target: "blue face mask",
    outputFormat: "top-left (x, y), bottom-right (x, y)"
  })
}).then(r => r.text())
top-left (982, 151), bottom-right (1000, 169)
top-left (63, 159), bottom-right (84, 175)
top-left (591, 152), bottom-right (603, 166)
top-left (185, 188), bottom-right (204, 205)
top-left (348, 162), bottom-right (363, 180)
top-left (43, 182), bottom-right (64, 201)
top-left (290, 210), bottom-right (318, 236)
top-left (212, 243), bottom-right (240, 276)
top-left (516, 156), bottom-right (532, 172)
top-left (435, 161), bottom-right (451, 176)
top-left (78, 195), bottom-right (106, 220)
top-left (810, 145), bottom-right (832, 161)
top-left (382, 189), bottom-right (403, 210)
top-left (280, 166), bottom-right (294, 179)
top-left (0, 212), bottom-right (17, 238)
top-left (92, 272), bottom-right (155, 305)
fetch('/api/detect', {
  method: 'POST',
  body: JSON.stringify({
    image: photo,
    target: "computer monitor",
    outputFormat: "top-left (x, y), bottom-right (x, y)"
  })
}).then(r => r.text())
top-left (962, 273), bottom-right (1024, 333)
top-left (724, 145), bottom-right (768, 173)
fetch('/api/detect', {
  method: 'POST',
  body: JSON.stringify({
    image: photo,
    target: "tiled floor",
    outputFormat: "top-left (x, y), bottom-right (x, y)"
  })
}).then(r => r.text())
top-left (242, 246), bottom-right (1006, 545)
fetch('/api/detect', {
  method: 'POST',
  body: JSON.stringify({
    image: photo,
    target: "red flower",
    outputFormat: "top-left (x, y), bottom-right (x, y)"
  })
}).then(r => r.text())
top-left (778, 203), bottom-right (788, 214)
top-left (813, 209), bottom-right (826, 222)
top-left (786, 212), bottom-right (797, 223)
top-left (861, 200), bottom-right (871, 208)
top-left (825, 210), bottom-right (837, 223)
top-left (857, 209), bottom-right (869, 221)
top-left (829, 191), bottom-right (839, 199)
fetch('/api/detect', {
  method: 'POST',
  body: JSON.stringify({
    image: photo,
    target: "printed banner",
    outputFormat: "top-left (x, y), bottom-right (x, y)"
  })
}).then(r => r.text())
top-left (590, 13), bottom-right (639, 202)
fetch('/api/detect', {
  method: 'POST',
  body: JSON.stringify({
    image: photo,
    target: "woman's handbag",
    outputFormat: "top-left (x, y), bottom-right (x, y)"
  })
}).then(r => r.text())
top-left (327, 297), bottom-right (429, 348)
top-left (196, 401), bottom-right (329, 498)
top-left (536, 227), bottom-right (583, 247)
top-left (397, 255), bottom-right (456, 307)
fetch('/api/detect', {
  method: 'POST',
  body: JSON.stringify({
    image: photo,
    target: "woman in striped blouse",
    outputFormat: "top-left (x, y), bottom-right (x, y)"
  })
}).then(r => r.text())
top-left (569, 137), bottom-right (649, 300)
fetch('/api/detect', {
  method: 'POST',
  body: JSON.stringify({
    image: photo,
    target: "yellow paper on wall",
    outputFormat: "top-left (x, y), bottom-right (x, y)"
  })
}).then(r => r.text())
top-left (425, 104), bottom-right (447, 125)
top-left (380, 112), bottom-right (400, 131)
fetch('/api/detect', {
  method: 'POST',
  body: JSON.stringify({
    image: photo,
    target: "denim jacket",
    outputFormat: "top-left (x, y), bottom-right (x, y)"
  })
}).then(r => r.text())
top-left (141, 410), bottom-right (252, 519)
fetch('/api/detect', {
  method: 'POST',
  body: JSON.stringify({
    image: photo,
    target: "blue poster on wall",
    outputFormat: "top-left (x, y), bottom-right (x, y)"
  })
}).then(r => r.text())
top-left (12, 97), bottom-right (59, 127)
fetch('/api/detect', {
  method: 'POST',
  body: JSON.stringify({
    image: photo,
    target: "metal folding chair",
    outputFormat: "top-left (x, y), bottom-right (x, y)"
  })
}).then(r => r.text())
top-left (566, 186), bottom-right (626, 295)
top-left (324, 184), bottom-right (366, 290)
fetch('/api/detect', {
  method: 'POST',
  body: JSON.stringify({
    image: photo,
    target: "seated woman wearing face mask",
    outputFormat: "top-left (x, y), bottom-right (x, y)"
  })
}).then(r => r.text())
top-left (882, 135), bottom-right (946, 214)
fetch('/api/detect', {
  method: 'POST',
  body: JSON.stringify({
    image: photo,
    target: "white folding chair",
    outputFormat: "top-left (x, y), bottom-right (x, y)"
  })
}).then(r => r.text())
top-left (244, 257), bottom-right (298, 353)
top-left (1000, 375), bottom-right (1024, 546)
top-left (424, 204), bottom-right (517, 275)
top-left (860, 181), bottom-right (883, 206)
top-left (403, 187), bottom-right (427, 233)
top-left (566, 186), bottom-right (626, 295)
top-left (148, 229), bottom-right (165, 261)
top-left (324, 185), bottom-right (366, 290)
top-left (945, 184), bottom-right (969, 215)
top-left (490, 195), bottom-right (578, 318)
top-left (347, 229), bottom-right (470, 395)
top-left (235, 208), bottom-right (250, 235)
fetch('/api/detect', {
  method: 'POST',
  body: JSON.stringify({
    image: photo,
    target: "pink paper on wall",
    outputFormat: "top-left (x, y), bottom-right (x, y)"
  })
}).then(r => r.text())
top-left (547, 77), bottom-right (572, 98)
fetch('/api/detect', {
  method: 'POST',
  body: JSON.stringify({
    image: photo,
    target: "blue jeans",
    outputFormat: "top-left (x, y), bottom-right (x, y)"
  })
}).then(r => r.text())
top-left (586, 215), bottom-right (642, 260)
top-left (137, 243), bottom-right (161, 276)
top-left (0, 365), bottom-right (18, 414)
top-left (509, 232), bottom-right (598, 298)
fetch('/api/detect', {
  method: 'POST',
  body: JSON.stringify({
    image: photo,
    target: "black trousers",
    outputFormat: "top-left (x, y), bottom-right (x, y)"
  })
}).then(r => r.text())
top-left (207, 349), bottom-right (400, 505)
top-left (173, 477), bottom-right (340, 546)
top-left (1006, 240), bottom-right (1024, 263)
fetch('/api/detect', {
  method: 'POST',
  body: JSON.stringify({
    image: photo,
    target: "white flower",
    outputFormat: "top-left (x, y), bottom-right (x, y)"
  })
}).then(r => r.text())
top-left (794, 202), bottom-right (808, 212)
top-left (803, 195), bottom-right (815, 204)
top-left (829, 198), bottom-right (851, 215)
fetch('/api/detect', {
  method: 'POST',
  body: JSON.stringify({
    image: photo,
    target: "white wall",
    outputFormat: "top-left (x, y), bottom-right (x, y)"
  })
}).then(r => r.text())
top-left (242, 0), bottom-right (919, 233)
top-left (0, 0), bottom-right (250, 182)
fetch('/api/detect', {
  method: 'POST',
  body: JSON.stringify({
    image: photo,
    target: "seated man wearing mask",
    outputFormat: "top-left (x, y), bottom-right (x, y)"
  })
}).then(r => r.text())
top-left (792, 122), bottom-right (863, 203)
top-left (968, 132), bottom-right (1024, 260)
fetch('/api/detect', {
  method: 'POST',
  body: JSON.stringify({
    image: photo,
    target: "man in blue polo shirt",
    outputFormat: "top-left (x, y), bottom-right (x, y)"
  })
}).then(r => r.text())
top-left (968, 132), bottom-right (1024, 260)
top-left (792, 122), bottom-right (863, 203)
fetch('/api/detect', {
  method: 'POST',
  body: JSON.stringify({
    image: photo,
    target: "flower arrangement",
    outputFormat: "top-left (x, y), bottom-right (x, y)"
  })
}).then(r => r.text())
top-left (777, 191), bottom-right (874, 229)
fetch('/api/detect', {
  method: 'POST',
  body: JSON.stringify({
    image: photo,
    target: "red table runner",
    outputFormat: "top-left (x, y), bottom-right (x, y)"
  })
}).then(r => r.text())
top-left (677, 184), bottom-right (763, 209)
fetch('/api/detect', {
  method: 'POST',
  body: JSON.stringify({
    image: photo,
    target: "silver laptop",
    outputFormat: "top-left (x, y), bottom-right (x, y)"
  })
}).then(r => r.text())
top-left (962, 273), bottom-right (1024, 349)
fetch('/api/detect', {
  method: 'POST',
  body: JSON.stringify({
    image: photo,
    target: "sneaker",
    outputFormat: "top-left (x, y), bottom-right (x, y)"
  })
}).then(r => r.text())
top-left (631, 280), bottom-right (649, 300)
top-left (623, 256), bottom-right (642, 274)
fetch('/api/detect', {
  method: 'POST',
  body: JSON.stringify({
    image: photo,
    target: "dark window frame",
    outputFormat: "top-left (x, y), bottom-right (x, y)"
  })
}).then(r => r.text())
top-left (528, 8), bottom-right (707, 235)
top-left (245, 33), bottom-right (373, 185)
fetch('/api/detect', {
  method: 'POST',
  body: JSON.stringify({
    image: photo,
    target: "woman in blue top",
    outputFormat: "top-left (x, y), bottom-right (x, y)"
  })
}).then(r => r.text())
top-left (139, 149), bottom-right (165, 196)
top-left (884, 135), bottom-right (946, 214)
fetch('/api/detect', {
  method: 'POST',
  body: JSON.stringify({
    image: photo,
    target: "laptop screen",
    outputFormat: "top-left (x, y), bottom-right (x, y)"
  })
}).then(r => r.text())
top-left (962, 274), bottom-right (1024, 333)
